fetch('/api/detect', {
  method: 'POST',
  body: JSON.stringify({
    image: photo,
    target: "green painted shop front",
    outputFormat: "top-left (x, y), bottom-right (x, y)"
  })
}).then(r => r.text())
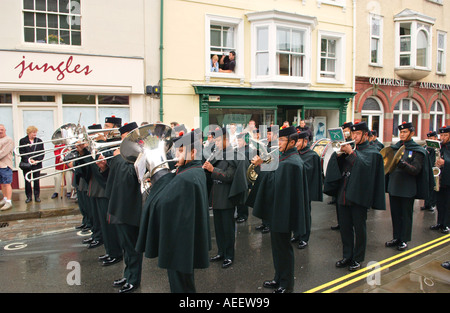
top-left (194, 85), bottom-right (355, 138)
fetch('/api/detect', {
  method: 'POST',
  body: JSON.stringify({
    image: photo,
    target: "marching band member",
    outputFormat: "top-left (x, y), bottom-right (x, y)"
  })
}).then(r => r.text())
top-left (369, 130), bottom-right (384, 151)
top-left (102, 122), bottom-right (143, 293)
top-left (136, 130), bottom-right (211, 293)
top-left (432, 125), bottom-right (450, 234)
top-left (385, 122), bottom-right (434, 251)
top-left (235, 132), bottom-right (250, 223)
top-left (324, 121), bottom-right (385, 271)
top-left (291, 129), bottom-right (323, 249)
top-left (202, 127), bottom-right (248, 269)
top-left (251, 126), bottom-right (309, 293)
top-left (422, 131), bottom-right (438, 212)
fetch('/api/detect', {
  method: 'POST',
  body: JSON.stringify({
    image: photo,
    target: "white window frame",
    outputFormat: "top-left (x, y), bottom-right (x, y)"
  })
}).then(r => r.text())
top-left (317, 0), bottom-right (346, 11)
top-left (369, 14), bottom-right (383, 67)
top-left (205, 14), bottom-right (244, 82)
top-left (247, 10), bottom-right (317, 88)
top-left (394, 17), bottom-right (434, 71)
top-left (436, 30), bottom-right (447, 75)
top-left (392, 98), bottom-right (421, 141)
top-left (317, 30), bottom-right (346, 84)
top-left (361, 97), bottom-right (384, 142)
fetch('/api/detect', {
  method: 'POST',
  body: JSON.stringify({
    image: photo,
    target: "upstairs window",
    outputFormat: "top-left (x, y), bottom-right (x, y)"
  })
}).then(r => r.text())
top-left (370, 15), bottom-right (383, 66)
top-left (23, 0), bottom-right (81, 46)
top-left (437, 31), bottom-right (447, 74)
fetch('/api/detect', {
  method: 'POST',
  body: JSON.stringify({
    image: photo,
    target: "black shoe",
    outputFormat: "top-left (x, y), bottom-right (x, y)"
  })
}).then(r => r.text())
top-left (385, 239), bottom-right (399, 247)
top-left (397, 241), bottom-right (408, 251)
top-left (113, 278), bottom-right (127, 287)
top-left (51, 193), bottom-right (58, 199)
top-left (236, 217), bottom-right (247, 223)
top-left (331, 224), bottom-right (340, 230)
top-left (222, 259), bottom-right (233, 268)
top-left (441, 261), bottom-right (450, 270)
top-left (441, 226), bottom-right (450, 234)
top-left (297, 241), bottom-right (308, 249)
top-left (35, 197), bottom-right (41, 202)
top-left (261, 226), bottom-right (270, 233)
top-left (75, 224), bottom-right (86, 230)
top-left (430, 224), bottom-right (442, 230)
top-left (102, 256), bottom-right (122, 266)
top-left (98, 254), bottom-right (109, 261)
top-left (118, 283), bottom-right (137, 293)
top-left (263, 280), bottom-right (279, 289)
top-left (210, 254), bottom-right (224, 262)
top-left (348, 261), bottom-right (361, 272)
top-left (25, 198), bottom-right (32, 203)
top-left (255, 224), bottom-right (266, 231)
top-left (82, 237), bottom-right (93, 244)
top-left (290, 236), bottom-right (300, 243)
top-left (336, 258), bottom-right (352, 268)
top-left (88, 240), bottom-right (102, 249)
top-left (273, 287), bottom-right (292, 293)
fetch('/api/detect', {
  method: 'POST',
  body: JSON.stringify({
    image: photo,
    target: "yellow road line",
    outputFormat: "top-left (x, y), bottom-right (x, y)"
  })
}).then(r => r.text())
top-left (304, 234), bottom-right (450, 293)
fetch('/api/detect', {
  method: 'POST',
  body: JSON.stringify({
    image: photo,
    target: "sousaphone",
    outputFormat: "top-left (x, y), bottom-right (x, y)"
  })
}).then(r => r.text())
top-left (380, 145), bottom-right (405, 175)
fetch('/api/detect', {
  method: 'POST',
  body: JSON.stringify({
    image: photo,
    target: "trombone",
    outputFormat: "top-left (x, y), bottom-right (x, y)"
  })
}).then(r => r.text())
top-left (25, 139), bottom-right (122, 182)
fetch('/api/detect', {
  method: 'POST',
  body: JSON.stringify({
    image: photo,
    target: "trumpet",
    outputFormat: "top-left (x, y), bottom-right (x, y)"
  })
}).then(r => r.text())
top-left (246, 138), bottom-right (279, 184)
top-left (331, 140), bottom-right (356, 155)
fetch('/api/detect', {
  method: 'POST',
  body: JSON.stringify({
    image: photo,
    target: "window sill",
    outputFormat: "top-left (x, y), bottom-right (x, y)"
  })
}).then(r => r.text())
top-left (205, 72), bottom-right (244, 84)
top-left (316, 77), bottom-right (346, 85)
top-left (250, 78), bottom-right (311, 89)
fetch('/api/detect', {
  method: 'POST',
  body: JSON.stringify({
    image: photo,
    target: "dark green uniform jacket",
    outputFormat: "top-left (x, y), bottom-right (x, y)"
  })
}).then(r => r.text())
top-left (136, 161), bottom-right (211, 274)
top-left (370, 139), bottom-right (385, 151)
top-left (298, 146), bottom-right (323, 202)
top-left (105, 154), bottom-right (142, 226)
top-left (386, 139), bottom-right (434, 200)
top-left (440, 142), bottom-right (450, 187)
top-left (324, 141), bottom-right (386, 211)
top-left (252, 148), bottom-right (310, 234)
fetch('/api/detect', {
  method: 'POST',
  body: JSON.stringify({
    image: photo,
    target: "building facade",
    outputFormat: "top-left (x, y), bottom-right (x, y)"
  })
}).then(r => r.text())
top-left (0, 0), bottom-right (160, 188)
top-left (160, 0), bottom-right (356, 137)
top-left (354, 0), bottom-right (450, 144)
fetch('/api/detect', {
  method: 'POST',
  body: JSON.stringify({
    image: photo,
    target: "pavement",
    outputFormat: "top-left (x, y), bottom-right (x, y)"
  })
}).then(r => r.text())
top-left (0, 188), bottom-right (449, 294)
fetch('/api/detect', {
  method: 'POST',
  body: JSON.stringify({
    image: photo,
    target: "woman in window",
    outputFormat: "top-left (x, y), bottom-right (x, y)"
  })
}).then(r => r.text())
top-left (211, 55), bottom-right (219, 72)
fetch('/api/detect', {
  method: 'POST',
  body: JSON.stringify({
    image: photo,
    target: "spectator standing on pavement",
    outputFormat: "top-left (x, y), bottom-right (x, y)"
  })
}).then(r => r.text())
top-left (0, 124), bottom-right (14, 211)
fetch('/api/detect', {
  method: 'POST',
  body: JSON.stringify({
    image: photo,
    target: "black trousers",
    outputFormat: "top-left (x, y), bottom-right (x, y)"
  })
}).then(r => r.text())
top-left (86, 195), bottom-right (102, 242)
top-left (22, 169), bottom-right (40, 199)
top-left (436, 185), bottom-right (450, 227)
top-left (213, 208), bottom-right (235, 260)
top-left (167, 269), bottom-right (196, 293)
top-left (95, 197), bottom-right (121, 258)
top-left (76, 189), bottom-right (92, 229)
top-left (116, 223), bottom-right (143, 286)
top-left (389, 195), bottom-right (415, 242)
top-left (338, 204), bottom-right (368, 262)
top-left (270, 231), bottom-right (294, 290)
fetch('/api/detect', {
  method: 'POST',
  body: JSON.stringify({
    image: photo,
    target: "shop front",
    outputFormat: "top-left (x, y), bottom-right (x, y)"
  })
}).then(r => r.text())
top-left (0, 50), bottom-right (145, 188)
top-left (194, 85), bottom-right (355, 141)
top-left (354, 76), bottom-right (450, 144)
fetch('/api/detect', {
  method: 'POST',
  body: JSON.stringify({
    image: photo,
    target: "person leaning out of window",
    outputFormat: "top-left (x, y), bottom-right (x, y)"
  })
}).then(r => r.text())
top-left (19, 126), bottom-right (45, 203)
top-left (219, 51), bottom-right (236, 73)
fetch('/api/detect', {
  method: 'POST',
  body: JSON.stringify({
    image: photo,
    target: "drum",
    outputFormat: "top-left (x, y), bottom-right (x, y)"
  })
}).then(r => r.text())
top-left (311, 138), bottom-right (333, 176)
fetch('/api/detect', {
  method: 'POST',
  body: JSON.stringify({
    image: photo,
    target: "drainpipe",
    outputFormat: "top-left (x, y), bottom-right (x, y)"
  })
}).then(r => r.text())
top-left (159, 0), bottom-right (164, 121)
top-left (351, 0), bottom-right (356, 123)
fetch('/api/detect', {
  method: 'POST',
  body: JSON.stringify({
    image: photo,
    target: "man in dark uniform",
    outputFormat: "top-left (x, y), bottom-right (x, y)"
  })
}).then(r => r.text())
top-left (324, 121), bottom-right (385, 271)
top-left (235, 132), bottom-right (250, 223)
top-left (369, 130), bottom-right (384, 151)
top-left (431, 125), bottom-right (450, 234)
top-left (203, 127), bottom-right (247, 269)
top-left (291, 130), bottom-right (323, 249)
top-left (422, 131), bottom-right (438, 212)
top-left (385, 122), bottom-right (434, 251)
top-left (102, 122), bottom-right (143, 293)
top-left (252, 126), bottom-right (310, 293)
top-left (136, 130), bottom-right (211, 293)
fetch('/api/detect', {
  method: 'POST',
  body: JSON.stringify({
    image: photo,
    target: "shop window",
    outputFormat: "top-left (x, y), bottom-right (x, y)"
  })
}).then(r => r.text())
top-left (437, 31), bottom-right (447, 74)
top-left (205, 15), bottom-right (243, 79)
top-left (370, 15), bottom-right (383, 66)
top-left (318, 31), bottom-right (345, 83)
top-left (19, 95), bottom-right (55, 102)
top-left (0, 94), bottom-right (12, 104)
top-left (429, 100), bottom-right (445, 132)
top-left (23, 0), bottom-right (81, 46)
top-left (392, 98), bottom-right (421, 139)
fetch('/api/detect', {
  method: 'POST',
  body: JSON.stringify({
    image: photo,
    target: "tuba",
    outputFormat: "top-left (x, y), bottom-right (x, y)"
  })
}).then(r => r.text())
top-left (120, 123), bottom-right (178, 183)
top-left (246, 138), bottom-right (278, 184)
top-left (380, 145), bottom-right (405, 175)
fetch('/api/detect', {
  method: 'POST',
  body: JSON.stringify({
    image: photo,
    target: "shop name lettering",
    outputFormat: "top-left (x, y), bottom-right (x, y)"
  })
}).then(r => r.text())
top-left (14, 55), bottom-right (93, 81)
top-left (369, 77), bottom-right (450, 90)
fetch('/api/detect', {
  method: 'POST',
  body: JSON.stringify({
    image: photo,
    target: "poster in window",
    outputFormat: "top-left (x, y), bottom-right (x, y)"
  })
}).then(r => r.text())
top-left (313, 116), bottom-right (327, 141)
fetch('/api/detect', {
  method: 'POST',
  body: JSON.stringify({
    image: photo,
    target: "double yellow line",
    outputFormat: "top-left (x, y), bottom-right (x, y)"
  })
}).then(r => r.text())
top-left (304, 234), bottom-right (450, 293)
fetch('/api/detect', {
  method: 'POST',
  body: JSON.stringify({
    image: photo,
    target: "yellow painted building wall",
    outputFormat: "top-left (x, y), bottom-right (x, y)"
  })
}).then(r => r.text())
top-left (161, 0), bottom-right (355, 128)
